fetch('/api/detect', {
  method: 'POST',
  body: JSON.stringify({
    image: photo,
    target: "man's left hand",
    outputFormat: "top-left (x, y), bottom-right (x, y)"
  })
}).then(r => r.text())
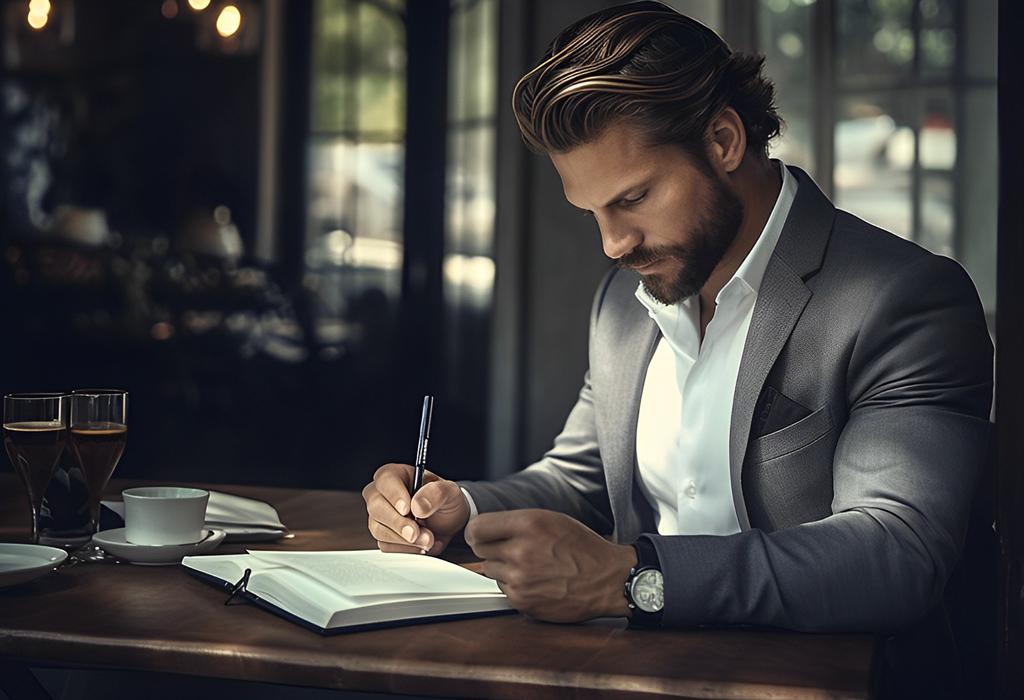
top-left (464, 509), bottom-right (638, 623)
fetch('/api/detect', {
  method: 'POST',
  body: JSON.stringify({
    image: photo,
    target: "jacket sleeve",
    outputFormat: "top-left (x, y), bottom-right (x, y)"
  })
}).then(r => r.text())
top-left (644, 254), bottom-right (994, 632)
top-left (457, 269), bottom-right (617, 536)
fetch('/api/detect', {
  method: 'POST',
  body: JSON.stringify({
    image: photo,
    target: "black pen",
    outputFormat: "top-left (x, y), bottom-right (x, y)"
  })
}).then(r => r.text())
top-left (412, 395), bottom-right (433, 497)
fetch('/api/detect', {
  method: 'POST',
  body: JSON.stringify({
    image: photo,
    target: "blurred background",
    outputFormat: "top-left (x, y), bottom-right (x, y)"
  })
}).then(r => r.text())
top-left (0, 0), bottom-right (997, 491)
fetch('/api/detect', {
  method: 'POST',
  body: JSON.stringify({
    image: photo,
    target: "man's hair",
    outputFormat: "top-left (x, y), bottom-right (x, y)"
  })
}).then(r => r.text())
top-left (511, 1), bottom-right (783, 162)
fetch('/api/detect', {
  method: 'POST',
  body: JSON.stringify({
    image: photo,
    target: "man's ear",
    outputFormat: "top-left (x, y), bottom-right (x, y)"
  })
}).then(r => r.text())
top-left (707, 107), bottom-right (746, 174)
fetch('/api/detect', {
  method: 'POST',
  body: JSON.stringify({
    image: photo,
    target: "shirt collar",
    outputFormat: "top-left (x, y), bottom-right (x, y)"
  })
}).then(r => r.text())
top-left (730, 159), bottom-right (797, 297)
top-left (634, 159), bottom-right (798, 315)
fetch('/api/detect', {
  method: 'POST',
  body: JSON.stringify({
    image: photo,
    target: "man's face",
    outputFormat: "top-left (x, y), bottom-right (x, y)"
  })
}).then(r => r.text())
top-left (550, 123), bottom-right (743, 306)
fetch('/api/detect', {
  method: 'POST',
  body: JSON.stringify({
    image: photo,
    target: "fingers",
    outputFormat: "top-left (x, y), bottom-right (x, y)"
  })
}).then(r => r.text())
top-left (480, 559), bottom-right (515, 585)
top-left (410, 479), bottom-right (459, 519)
top-left (366, 492), bottom-right (421, 543)
top-left (377, 540), bottom-right (428, 554)
top-left (368, 515), bottom-right (433, 550)
top-left (373, 463), bottom-right (415, 515)
top-left (464, 510), bottom-right (520, 548)
top-left (365, 463), bottom-right (455, 555)
top-left (365, 464), bottom-right (425, 547)
top-left (376, 533), bottom-right (449, 556)
top-left (466, 538), bottom-right (519, 562)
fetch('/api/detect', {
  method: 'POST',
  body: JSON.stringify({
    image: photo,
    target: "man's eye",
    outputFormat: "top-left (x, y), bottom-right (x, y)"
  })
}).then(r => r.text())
top-left (621, 192), bottom-right (646, 206)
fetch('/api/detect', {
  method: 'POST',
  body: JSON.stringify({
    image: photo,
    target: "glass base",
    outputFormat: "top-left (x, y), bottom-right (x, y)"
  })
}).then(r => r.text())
top-left (38, 531), bottom-right (93, 549)
top-left (60, 542), bottom-right (121, 567)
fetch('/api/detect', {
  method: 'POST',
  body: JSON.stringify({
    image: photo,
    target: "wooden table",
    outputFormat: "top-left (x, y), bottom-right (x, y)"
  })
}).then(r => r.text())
top-left (0, 475), bottom-right (877, 699)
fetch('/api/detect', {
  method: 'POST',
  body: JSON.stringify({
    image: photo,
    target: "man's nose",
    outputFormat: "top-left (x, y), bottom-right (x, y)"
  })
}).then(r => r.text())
top-left (598, 218), bottom-right (642, 260)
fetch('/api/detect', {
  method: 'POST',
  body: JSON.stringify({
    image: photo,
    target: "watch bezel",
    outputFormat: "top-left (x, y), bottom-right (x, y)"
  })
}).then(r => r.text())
top-left (626, 565), bottom-right (664, 613)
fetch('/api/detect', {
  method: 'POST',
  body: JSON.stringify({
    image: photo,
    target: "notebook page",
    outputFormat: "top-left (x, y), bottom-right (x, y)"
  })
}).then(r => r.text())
top-left (247, 550), bottom-right (502, 597)
top-left (182, 553), bottom-right (286, 582)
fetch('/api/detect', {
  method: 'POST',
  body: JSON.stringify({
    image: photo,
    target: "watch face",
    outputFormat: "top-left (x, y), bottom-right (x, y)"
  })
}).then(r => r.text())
top-left (631, 569), bottom-right (664, 613)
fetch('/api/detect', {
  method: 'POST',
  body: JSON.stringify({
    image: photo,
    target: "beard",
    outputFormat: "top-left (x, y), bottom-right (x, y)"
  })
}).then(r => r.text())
top-left (616, 174), bottom-right (744, 306)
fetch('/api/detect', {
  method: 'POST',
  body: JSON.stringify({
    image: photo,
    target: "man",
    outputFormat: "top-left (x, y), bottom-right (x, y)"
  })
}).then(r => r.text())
top-left (363, 1), bottom-right (992, 693)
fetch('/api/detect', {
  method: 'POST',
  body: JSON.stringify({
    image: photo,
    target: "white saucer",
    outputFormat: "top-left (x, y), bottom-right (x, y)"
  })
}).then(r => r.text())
top-left (92, 528), bottom-right (226, 566)
top-left (0, 543), bottom-right (68, 588)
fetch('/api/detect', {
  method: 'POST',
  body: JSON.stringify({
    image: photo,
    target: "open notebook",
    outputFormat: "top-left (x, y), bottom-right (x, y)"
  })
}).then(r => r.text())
top-left (182, 550), bottom-right (514, 634)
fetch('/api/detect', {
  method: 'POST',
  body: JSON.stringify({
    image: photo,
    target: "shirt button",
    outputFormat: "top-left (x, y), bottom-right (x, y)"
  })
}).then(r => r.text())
top-left (685, 481), bottom-right (697, 499)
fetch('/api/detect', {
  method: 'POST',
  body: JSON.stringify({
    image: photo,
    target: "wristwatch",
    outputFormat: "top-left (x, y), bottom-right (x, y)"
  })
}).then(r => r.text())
top-left (624, 537), bottom-right (664, 627)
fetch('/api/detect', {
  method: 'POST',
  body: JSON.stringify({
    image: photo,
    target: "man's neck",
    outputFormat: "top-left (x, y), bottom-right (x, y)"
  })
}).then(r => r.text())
top-left (698, 158), bottom-right (783, 314)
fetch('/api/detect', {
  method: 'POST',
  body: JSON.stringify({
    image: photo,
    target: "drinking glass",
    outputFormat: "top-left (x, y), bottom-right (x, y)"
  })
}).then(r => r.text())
top-left (68, 390), bottom-right (128, 537)
top-left (3, 393), bottom-right (68, 543)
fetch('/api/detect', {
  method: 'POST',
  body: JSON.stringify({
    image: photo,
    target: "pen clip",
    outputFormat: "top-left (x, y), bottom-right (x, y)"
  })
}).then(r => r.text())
top-left (414, 395), bottom-right (434, 467)
top-left (224, 567), bottom-right (252, 605)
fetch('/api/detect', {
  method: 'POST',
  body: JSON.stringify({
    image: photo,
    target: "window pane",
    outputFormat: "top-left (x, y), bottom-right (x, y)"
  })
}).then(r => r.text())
top-left (356, 72), bottom-right (405, 135)
top-left (959, 87), bottom-right (997, 314)
top-left (357, 2), bottom-right (404, 74)
top-left (836, 0), bottom-right (915, 84)
top-left (305, 139), bottom-right (404, 305)
top-left (834, 94), bottom-right (914, 239)
top-left (758, 0), bottom-right (815, 175)
top-left (919, 90), bottom-right (955, 172)
top-left (964, 0), bottom-right (997, 80)
top-left (307, 137), bottom-right (355, 243)
top-left (446, 127), bottom-right (496, 260)
top-left (312, 1), bottom-right (406, 135)
top-left (448, 1), bottom-right (469, 122)
top-left (311, 0), bottom-right (354, 132)
top-left (355, 142), bottom-right (404, 244)
top-left (917, 90), bottom-right (955, 257)
top-left (919, 0), bottom-right (955, 77)
top-left (919, 175), bottom-right (954, 257)
top-left (467, 0), bottom-right (498, 120)
top-left (449, 0), bottom-right (498, 121)
top-left (355, 2), bottom-right (406, 134)
top-left (444, 1), bottom-right (498, 431)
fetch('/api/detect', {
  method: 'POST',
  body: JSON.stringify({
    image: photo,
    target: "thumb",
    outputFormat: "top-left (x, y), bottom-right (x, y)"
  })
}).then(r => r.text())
top-left (411, 479), bottom-right (461, 519)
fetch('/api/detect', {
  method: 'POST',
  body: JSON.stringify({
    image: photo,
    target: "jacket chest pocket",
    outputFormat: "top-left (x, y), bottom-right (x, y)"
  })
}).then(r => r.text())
top-left (743, 404), bottom-right (838, 530)
top-left (747, 403), bottom-right (835, 464)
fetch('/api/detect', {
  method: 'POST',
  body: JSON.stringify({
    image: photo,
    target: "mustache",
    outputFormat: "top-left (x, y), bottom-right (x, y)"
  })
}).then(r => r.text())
top-left (616, 246), bottom-right (680, 270)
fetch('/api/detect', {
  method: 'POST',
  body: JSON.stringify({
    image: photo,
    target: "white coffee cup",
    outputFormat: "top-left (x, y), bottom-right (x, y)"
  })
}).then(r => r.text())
top-left (122, 487), bottom-right (210, 546)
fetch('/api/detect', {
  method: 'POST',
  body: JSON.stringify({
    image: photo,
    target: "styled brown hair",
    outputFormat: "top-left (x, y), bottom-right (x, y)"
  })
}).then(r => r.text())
top-left (512, 1), bottom-right (782, 162)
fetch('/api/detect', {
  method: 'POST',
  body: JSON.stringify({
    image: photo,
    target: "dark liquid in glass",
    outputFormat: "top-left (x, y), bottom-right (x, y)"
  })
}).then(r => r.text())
top-left (3, 421), bottom-right (67, 508)
top-left (69, 422), bottom-right (127, 497)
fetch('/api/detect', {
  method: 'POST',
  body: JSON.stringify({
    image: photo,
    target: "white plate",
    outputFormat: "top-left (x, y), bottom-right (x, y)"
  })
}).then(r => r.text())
top-left (0, 543), bottom-right (68, 588)
top-left (92, 528), bottom-right (226, 566)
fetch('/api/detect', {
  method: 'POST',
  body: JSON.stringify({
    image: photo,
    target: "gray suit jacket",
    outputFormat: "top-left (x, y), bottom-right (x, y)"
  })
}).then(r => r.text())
top-left (460, 166), bottom-right (993, 633)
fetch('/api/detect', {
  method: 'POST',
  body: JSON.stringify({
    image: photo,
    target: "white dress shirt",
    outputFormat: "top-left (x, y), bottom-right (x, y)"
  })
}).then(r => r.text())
top-left (634, 161), bottom-right (797, 536)
top-left (462, 161), bottom-right (797, 529)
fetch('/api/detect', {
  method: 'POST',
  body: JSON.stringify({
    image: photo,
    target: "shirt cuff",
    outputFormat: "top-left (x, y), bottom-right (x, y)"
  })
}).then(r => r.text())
top-left (460, 486), bottom-right (480, 521)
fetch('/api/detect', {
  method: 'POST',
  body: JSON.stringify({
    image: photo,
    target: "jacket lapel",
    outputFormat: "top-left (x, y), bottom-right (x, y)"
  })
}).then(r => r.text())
top-left (605, 307), bottom-right (659, 543)
top-left (728, 166), bottom-right (835, 530)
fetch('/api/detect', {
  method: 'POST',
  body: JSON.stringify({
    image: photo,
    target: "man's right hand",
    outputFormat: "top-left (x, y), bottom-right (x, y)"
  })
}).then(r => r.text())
top-left (362, 463), bottom-right (470, 556)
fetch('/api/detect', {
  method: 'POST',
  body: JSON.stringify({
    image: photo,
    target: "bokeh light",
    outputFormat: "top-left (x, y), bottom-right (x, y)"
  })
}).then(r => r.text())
top-left (215, 5), bottom-right (242, 37)
top-left (26, 10), bottom-right (47, 29)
